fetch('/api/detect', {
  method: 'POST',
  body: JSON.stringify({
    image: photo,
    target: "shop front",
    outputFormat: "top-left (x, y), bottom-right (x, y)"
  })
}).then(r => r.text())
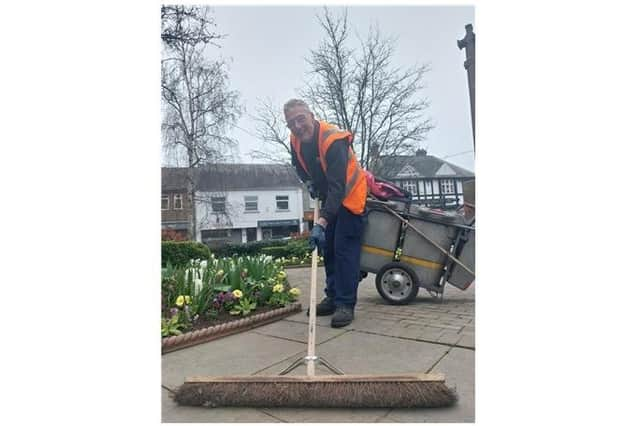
top-left (257, 219), bottom-right (300, 240)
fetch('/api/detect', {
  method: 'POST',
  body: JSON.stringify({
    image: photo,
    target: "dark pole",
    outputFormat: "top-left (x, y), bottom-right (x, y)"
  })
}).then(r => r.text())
top-left (457, 24), bottom-right (475, 152)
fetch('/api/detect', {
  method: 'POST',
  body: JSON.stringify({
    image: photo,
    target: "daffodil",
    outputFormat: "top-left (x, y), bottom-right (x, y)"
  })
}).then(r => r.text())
top-left (233, 289), bottom-right (243, 299)
top-left (272, 284), bottom-right (284, 293)
top-left (185, 296), bottom-right (192, 305)
top-left (277, 271), bottom-right (287, 280)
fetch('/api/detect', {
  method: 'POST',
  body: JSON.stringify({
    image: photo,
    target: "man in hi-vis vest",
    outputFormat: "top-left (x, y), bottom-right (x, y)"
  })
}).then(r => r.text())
top-left (285, 99), bottom-right (368, 328)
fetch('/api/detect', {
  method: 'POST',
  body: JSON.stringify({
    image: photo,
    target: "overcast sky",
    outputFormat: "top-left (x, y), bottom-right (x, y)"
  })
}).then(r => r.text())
top-left (207, 5), bottom-right (475, 172)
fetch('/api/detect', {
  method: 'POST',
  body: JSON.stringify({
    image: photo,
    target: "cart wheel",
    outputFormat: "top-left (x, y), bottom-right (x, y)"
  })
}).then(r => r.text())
top-left (375, 262), bottom-right (420, 305)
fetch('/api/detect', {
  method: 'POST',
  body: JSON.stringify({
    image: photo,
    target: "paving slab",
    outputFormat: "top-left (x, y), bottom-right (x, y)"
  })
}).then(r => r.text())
top-left (437, 331), bottom-right (463, 346)
top-left (457, 333), bottom-right (475, 349)
top-left (417, 326), bottom-right (447, 342)
top-left (249, 319), bottom-right (347, 344)
top-left (386, 347), bottom-right (475, 423)
top-left (162, 389), bottom-right (279, 423)
top-left (302, 330), bottom-right (449, 375)
top-left (262, 406), bottom-right (390, 423)
top-left (162, 332), bottom-right (305, 389)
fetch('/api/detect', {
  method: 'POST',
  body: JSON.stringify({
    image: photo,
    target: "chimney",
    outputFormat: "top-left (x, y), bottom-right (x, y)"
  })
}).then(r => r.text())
top-left (415, 148), bottom-right (427, 157)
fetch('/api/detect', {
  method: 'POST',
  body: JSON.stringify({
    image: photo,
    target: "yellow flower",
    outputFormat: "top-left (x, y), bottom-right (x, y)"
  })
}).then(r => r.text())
top-left (289, 288), bottom-right (301, 297)
top-left (216, 269), bottom-right (225, 277)
top-left (175, 295), bottom-right (192, 307)
top-left (277, 271), bottom-right (287, 280)
top-left (272, 284), bottom-right (284, 293)
top-left (232, 289), bottom-right (243, 299)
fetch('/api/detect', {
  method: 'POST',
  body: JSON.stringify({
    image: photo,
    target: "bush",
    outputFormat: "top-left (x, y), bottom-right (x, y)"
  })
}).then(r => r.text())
top-left (259, 238), bottom-right (310, 259)
top-left (261, 246), bottom-right (291, 259)
top-left (212, 239), bottom-right (288, 258)
top-left (284, 238), bottom-right (311, 258)
top-left (162, 241), bottom-right (211, 267)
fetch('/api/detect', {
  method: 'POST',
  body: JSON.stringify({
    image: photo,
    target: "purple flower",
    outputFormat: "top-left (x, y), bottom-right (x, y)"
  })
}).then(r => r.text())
top-left (213, 300), bottom-right (221, 309)
top-left (170, 307), bottom-right (179, 317)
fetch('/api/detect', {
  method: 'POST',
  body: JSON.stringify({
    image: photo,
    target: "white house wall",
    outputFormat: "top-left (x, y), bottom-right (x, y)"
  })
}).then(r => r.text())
top-left (195, 188), bottom-right (304, 242)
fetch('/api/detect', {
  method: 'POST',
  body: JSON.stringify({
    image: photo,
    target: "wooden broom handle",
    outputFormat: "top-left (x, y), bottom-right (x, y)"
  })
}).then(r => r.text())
top-left (306, 202), bottom-right (320, 376)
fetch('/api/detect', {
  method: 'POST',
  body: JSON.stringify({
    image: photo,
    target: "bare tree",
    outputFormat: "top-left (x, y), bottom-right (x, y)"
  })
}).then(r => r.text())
top-left (161, 5), bottom-right (242, 239)
top-left (302, 8), bottom-right (434, 172)
top-left (248, 97), bottom-right (291, 164)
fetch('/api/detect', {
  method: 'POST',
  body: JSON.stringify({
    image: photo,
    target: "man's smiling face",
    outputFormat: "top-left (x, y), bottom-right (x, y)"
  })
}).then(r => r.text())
top-left (285, 104), bottom-right (315, 143)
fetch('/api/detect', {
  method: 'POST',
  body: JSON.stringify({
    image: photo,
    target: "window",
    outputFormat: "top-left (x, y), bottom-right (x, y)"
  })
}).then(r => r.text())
top-left (161, 195), bottom-right (169, 210)
top-left (174, 194), bottom-right (183, 210)
top-left (212, 196), bottom-right (226, 213)
top-left (402, 181), bottom-right (417, 196)
top-left (441, 179), bottom-right (455, 194)
top-left (244, 195), bottom-right (258, 212)
top-left (276, 195), bottom-right (289, 211)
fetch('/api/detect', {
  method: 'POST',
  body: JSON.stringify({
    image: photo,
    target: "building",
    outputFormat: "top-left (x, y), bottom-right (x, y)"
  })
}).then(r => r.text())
top-left (374, 149), bottom-right (475, 210)
top-left (193, 164), bottom-right (306, 248)
top-left (161, 167), bottom-right (192, 239)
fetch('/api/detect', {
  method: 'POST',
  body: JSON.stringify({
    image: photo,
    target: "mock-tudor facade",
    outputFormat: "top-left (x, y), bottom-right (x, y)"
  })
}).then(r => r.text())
top-left (373, 149), bottom-right (474, 210)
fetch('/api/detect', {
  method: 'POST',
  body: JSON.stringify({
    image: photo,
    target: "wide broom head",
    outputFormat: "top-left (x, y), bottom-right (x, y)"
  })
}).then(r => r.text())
top-left (174, 373), bottom-right (457, 408)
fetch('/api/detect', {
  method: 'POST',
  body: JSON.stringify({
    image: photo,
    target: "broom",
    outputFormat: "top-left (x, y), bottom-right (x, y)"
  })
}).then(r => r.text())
top-left (173, 204), bottom-right (457, 408)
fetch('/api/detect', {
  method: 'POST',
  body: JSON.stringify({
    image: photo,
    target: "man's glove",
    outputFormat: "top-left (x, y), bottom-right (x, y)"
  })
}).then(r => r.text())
top-left (308, 224), bottom-right (326, 255)
top-left (306, 181), bottom-right (319, 199)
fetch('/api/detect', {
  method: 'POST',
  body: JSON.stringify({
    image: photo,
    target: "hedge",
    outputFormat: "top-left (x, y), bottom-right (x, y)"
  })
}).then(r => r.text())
top-left (211, 239), bottom-right (288, 258)
top-left (162, 241), bottom-right (211, 267)
top-left (260, 246), bottom-right (291, 259)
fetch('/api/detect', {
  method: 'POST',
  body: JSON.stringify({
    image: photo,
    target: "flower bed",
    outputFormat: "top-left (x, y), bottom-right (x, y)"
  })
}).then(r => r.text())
top-left (162, 254), bottom-right (302, 347)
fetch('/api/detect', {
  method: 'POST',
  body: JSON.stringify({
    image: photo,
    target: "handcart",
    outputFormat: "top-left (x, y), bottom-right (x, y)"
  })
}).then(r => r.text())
top-left (360, 197), bottom-right (475, 304)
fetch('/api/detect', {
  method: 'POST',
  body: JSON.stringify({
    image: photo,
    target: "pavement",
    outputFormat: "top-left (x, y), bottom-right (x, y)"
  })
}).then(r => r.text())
top-left (162, 267), bottom-right (475, 423)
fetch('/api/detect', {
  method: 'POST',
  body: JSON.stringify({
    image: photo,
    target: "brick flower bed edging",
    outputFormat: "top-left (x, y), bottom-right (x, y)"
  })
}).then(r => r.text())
top-left (162, 302), bottom-right (302, 354)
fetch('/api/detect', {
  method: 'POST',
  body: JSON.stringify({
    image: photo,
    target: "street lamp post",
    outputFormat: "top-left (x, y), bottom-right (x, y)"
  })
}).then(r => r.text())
top-left (457, 24), bottom-right (475, 152)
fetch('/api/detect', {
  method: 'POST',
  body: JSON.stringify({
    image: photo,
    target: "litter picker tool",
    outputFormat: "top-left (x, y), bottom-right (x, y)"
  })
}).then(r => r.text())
top-left (173, 203), bottom-right (457, 408)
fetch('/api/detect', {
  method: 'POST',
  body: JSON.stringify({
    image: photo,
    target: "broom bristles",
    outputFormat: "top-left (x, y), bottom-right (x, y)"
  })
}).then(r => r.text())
top-left (174, 374), bottom-right (457, 408)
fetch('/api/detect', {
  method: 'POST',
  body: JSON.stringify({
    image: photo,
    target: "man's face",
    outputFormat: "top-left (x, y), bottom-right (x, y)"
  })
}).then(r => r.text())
top-left (285, 105), bottom-right (314, 143)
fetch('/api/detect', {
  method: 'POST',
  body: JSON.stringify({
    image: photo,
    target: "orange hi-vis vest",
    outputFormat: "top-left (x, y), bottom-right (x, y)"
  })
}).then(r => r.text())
top-left (290, 121), bottom-right (367, 215)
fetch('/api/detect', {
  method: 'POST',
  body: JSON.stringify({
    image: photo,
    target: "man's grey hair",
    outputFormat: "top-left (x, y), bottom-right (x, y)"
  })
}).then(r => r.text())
top-left (283, 98), bottom-right (311, 115)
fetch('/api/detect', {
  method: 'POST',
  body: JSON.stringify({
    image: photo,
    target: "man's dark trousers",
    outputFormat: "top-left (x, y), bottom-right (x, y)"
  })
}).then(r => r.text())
top-left (323, 205), bottom-right (365, 308)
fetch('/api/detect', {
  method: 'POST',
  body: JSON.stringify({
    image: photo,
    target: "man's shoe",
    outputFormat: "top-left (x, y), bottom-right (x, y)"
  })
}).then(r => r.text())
top-left (306, 297), bottom-right (336, 316)
top-left (331, 305), bottom-right (354, 328)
